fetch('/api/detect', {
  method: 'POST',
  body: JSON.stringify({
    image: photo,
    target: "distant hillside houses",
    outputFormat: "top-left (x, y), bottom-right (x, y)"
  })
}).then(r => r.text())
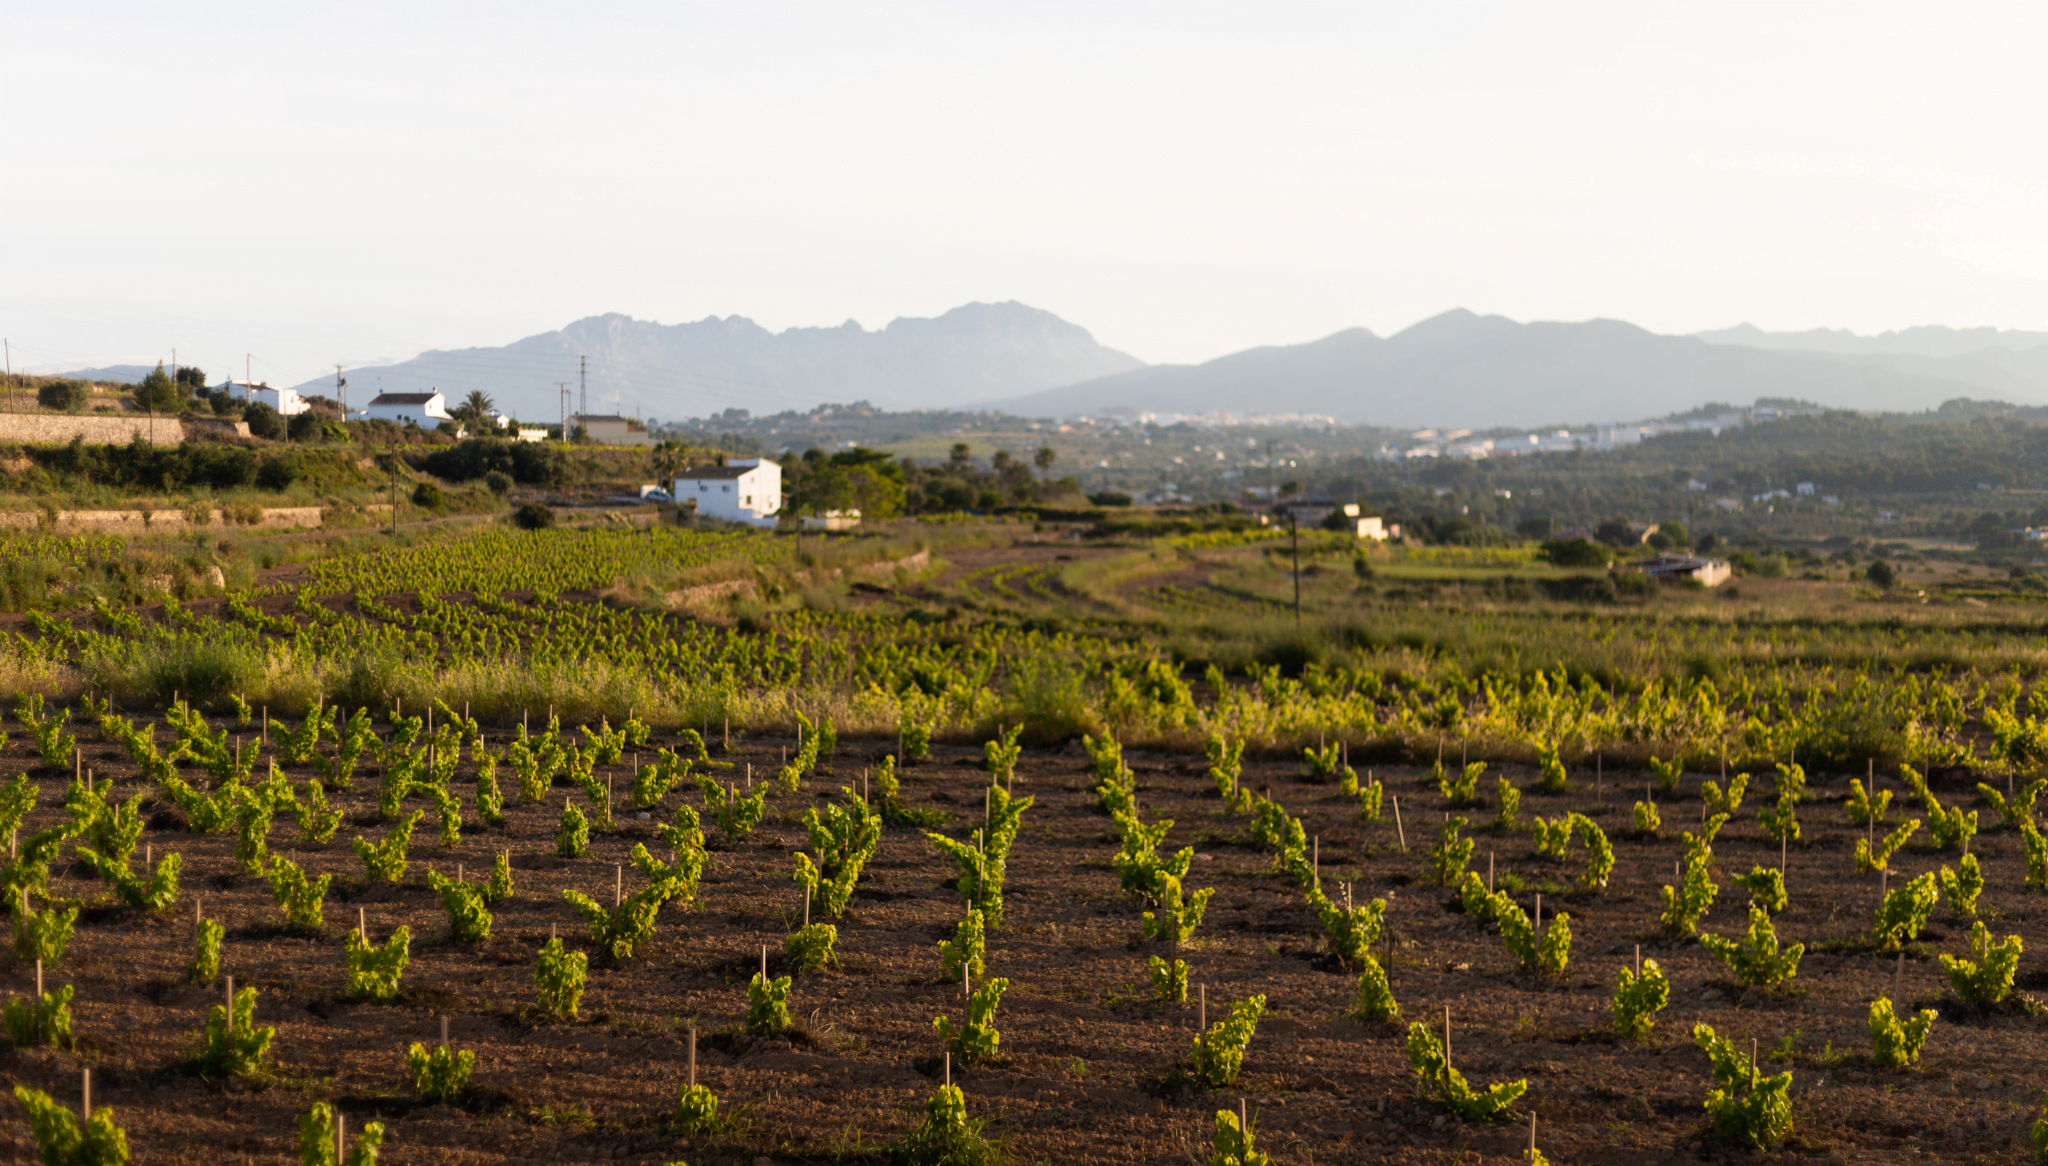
top-left (359, 390), bottom-right (452, 426)
top-left (221, 379), bottom-right (309, 416)
top-left (1381, 407), bottom-right (1783, 461)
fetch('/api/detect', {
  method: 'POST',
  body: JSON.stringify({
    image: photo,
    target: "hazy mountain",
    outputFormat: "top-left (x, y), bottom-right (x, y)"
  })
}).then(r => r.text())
top-left (47, 365), bottom-right (159, 384)
top-left (289, 301), bottom-right (1141, 422)
top-left (1694, 322), bottom-right (2048, 357)
top-left (989, 310), bottom-right (1999, 429)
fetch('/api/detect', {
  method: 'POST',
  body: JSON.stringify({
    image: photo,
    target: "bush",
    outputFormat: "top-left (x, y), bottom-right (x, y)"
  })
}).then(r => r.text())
top-left (15, 1084), bottom-right (128, 1165)
top-left (410, 481), bottom-right (443, 509)
top-left (1087, 491), bottom-right (1132, 507)
top-left (513, 503), bottom-right (555, 530)
top-left (416, 438), bottom-right (567, 485)
top-left (36, 381), bottom-right (91, 412)
top-left (245, 403), bottom-right (286, 440)
top-left (483, 470), bottom-right (513, 495)
top-left (406, 1042), bottom-right (474, 1104)
top-left (1539, 538), bottom-right (1610, 567)
top-left (1867, 560), bottom-right (1898, 589)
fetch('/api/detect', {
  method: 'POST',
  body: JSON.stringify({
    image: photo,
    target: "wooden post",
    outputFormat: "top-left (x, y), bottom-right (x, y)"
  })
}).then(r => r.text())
top-left (804, 885), bottom-right (811, 930)
top-left (262, 706), bottom-right (268, 745)
top-left (1197, 983), bottom-right (1206, 1079)
top-left (759, 945), bottom-right (767, 982)
top-left (441, 1015), bottom-right (449, 1047)
top-left (1239, 1098), bottom-right (1249, 1147)
top-left (1487, 851), bottom-right (1494, 893)
top-left (81, 1068), bottom-right (89, 1122)
top-left (1634, 944), bottom-right (1642, 978)
top-left (1528, 1112), bottom-right (1537, 1158)
top-left (1534, 893), bottom-right (1542, 937)
top-left (1392, 795), bottom-right (1406, 851)
top-left (615, 864), bottom-right (623, 908)
top-left (1443, 1004), bottom-right (1451, 1068)
top-left (944, 1050), bottom-right (951, 1089)
top-left (358, 907), bottom-right (366, 943)
top-left (1750, 1038), bottom-right (1757, 1089)
top-left (33, 959), bottom-right (42, 1042)
top-left (1312, 836), bottom-right (1319, 888)
top-left (225, 976), bottom-right (234, 1034)
top-left (336, 1113), bottom-right (345, 1161)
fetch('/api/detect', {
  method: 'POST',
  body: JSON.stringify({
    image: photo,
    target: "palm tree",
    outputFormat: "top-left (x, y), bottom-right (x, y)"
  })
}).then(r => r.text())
top-left (457, 390), bottom-right (496, 424)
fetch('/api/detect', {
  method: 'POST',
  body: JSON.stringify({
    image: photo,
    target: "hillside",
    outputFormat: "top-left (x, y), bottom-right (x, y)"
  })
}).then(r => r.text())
top-left (287, 301), bottom-right (1142, 422)
top-left (988, 310), bottom-right (1989, 428)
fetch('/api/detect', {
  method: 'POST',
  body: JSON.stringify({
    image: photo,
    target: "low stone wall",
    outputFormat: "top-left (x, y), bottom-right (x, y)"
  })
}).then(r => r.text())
top-left (0, 504), bottom-right (374, 533)
top-left (0, 412), bottom-right (188, 446)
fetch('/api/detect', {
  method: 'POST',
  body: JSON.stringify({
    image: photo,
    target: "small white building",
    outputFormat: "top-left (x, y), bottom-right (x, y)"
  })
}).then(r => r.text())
top-left (672, 458), bottom-right (782, 527)
top-left (223, 379), bottom-right (309, 417)
top-left (1635, 554), bottom-right (1733, 588)
top-left (571, 414), bottom-right (656, 447)
top-left (360, 390), bottom-right (453, 427)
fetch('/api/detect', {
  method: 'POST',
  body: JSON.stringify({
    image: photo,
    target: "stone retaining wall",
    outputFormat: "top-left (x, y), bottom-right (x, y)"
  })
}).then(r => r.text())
top-left (0, 504), bottom-right (389, 533)
top-left (664, 547), bottom-right (932, 607)
top-left (0, 412), bottom-right (188, 446)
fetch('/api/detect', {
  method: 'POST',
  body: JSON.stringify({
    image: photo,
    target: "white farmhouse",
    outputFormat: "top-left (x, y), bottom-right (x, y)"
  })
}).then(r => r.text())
top-left (673, 458), bottom-right (782, 527)
top-left (360, 390), bottom-right (453, 427)
top-left (223, 379), bottom-right (309, 416)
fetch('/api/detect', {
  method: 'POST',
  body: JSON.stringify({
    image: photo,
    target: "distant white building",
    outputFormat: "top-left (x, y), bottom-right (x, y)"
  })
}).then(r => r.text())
top-left (571, 414), bottom-right (656, 446)
top-left (360, 391), bottom-right (453, 427)
top-left (672, 458), bottom-right (782, 527)
top-left (222, 379), bottom-right (309, 417)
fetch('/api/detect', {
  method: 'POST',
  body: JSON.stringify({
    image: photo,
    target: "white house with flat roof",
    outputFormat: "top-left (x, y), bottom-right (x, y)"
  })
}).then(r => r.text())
top-left (673, 458), bottom-right (781, 526)
top-left (222, 379), bottom-right (309, 416)
top-left (359, 390), bottom-right (453, 427)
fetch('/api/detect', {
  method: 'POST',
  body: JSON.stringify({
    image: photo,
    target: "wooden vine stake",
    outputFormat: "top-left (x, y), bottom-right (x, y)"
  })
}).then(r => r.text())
top-left (1197, 983), bottom-right (1207, 1080)
top-left (689, 1024), bottom-right (698, 1089)
top-left (1391, 795), bottom-right (1406, 852)
top-left (81, 1068), bottom-right (89, 1122)
top-left (225, 976), bottom-right (234, 1035)
top-left (615, 864), bottom-right (624, 908)
top-left (33, 960), bottom-right (42, 1043)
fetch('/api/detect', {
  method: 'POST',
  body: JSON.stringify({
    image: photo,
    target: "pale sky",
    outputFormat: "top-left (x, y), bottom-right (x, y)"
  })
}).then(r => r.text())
top-left (6, 1), bottom-right (2047, 385)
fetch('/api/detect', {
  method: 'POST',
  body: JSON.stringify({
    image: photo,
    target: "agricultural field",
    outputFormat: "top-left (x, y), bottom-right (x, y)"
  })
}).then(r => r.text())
top-left (0, 523), bottom-right (2042, 1164)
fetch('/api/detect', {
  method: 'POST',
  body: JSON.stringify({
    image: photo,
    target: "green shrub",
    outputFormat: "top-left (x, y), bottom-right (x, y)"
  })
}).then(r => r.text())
top-left (1348, 955), bottom-right (1400, 1022)
top-left (1189, 994), bottom-right (1265, 1089)
top-left (77, 847), bottom-right (181, 911)
top-left (296, 779), bottom-right (342, 843)
top-left (784, 922), bottom-right (838, 975)
top-left (938, 905), bottom-right (986, 983)
top-left (533, 936), bottom-right (587, 1018)
top-left (267, 857), bottom-right (332, 932)
top-left (406, 1042), bottom-right (474, 1104)
top-left (198, 985), bottom-right (275, 1077)
top-left (430, 787), bottom-right (462, 850)
top-left (1493, 777), bottom-right (1520, 830)
top-left (935, 976), bottom-right (1008, 1062)
top-left (1303, 886), bottom-right (1383, 967)
top-left (1210, 1106), bottom-right (1270, 1166)
top-left (13, 898), bottom-right (77, 964)
top-left (1494, 893), bottom-right (1570, 975)
top-left (1439, 760), bottom-right (1483, 807)
top-left (673, 1083), bottom-right (720, 1136)
top-left (1573, 814), bottom-right (1614, 890)
top-left (4, 982), bottom-right (72, 1048)
top-left (1632, 800), bottom-right (1661, 836)
top-left (1703, 771), bottom-right (1748, 817)
top-left (1939, 853), bottom-right (1984, 918)
top-left (1404, 1021), bottom-right (1525, 1121)
top-left (792, 791), bottom-right (882, 919)
top-left (1431, 815), bottom-right (1474, 886)
top-left (1868, 997), bottom-right (1936, 1069)
top-left (1978, 777), bottom-right (2045, 830)
top-left (556, 800), bottom-right (589, 858)
top-left (1649, 754), bottom-right (1683, 794)
top-left (2030, 1090), bottom-right (2047, 1160)
top-left (297, 1101), bottom-right (385, 1166)
top-left (1939, 921), bottom-right (2023, 1004)
top-left (1692, 1022), bottom-right (1793, 1150)
top-left (696, 775), bottom-right (765, 842)
top-left (1757, 792), bottom-right (1801, 845)
top-left (1871, 871), bottom-right (1939, 950)
top-left (561, 869), bottom-right (681, 961)
top-left (896, 1084), bottom-right (998, 1166)
top-left (2025, 819), bottom-right (2048, 890)
top-left (1847, 778), bottom-right (1891, 826)
top-left (1148, 955), bottom-right (1188, 1003)
top-left (1732, 866), bottom-right (1787, 914)
top-left (426, 870), bottom-right (492, 942)
top-left (745, 967), bottom-right (793, 1035)
top-left (1856, 820), bottom-right (1919, 874)
top-left (1532, 742), bottom-right (1569, 794)
top-left (1611, 958), bottom-right (1668, 1041)
top-left (189, 918), bottom-right (224, 983)
top-left (345, 926), bottom-right (410, 1001)
top-left (14, 1083), bottom-right (128, 1165)
top-left (1206, 734), bottom-right (1245, 806)
top-left (1700, 906), bottom-right (1803, 987)
top-left (983, 722), bottom-right (1022, 783)
top-left (1458, 871), bottom-right (1496, 922)
top-left (353, 812), bottom-right (422, 883)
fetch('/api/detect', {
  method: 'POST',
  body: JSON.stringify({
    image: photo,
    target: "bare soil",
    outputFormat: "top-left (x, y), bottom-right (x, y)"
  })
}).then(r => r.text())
top-left (0, 720), bottom-right (2041, 1165)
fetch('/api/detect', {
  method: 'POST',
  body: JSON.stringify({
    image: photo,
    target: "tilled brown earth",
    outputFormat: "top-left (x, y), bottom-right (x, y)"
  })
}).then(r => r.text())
top-left (0, 723), bottom-right (2042, 1165)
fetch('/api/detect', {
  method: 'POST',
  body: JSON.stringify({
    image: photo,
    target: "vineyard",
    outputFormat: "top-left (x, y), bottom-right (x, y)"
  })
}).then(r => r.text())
top-left (0, 527), bottom-right (2041, 1163)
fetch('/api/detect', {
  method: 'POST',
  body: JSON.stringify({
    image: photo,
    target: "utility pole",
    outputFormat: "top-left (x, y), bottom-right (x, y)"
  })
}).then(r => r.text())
top-left (579, 355), bottom-right (587, 418)
top-left (336, 365), bottom-right (347, 418)
top-left (556, 383), bottom-right (572, 443)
